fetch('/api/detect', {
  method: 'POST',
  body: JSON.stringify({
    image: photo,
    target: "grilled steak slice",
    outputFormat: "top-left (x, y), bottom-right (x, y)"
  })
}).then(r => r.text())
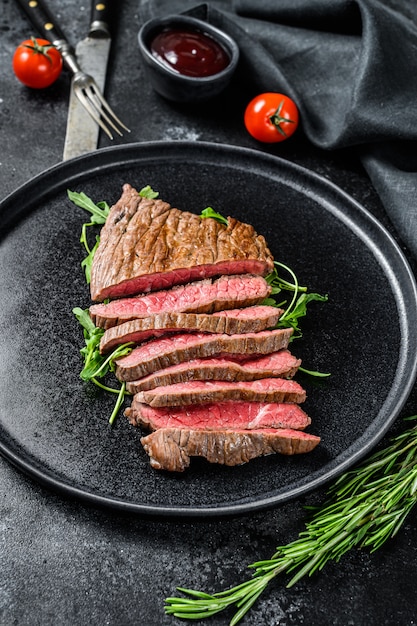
top-left (90, 183), bottom-right (274, 301)
top-left (116, 328), bottom-right (293, 382)
top-left (90, 274), bottom-right (272, 329)
top-left (99, 305), bottom-right (283, 353)
top-left (140, 427), bottom-right (321, 471)
top-left (126, 350), bottom-right (301, 393)
top-left (126, 400), bottom-right (311, 431)
top-left (135, 378), bottom-right (306, 407)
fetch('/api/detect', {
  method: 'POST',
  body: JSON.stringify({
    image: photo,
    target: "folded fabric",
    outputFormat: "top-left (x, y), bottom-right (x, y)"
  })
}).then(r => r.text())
top-left (138, 0), bottom-right (417, 258)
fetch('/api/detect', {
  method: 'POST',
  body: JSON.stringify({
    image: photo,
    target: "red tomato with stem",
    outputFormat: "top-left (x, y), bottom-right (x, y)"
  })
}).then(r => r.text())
top-left (244, 93), bottom-right (299, 143)
top-left (13, 37), bottom-right (63, 89)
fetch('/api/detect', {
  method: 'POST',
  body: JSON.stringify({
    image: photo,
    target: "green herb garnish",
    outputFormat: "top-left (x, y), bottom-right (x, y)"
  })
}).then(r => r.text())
top-left (72, 307), bottom-right (132, 424)
top-left (139, 184), bottom-right (159, 199)
top-left (72, 307), bottom-right (105, 380)
top-left (279, 291), bottom-right (329, 336)
top-left (265, 261), bottom-right (328, 336)
top-left (264, 261), bottom-right (329, 376)
top-left (67, 189), bottom-right (110, 224)
top-left (200, 207), bottom-right (229, 225)
top-left (165, 415), bottom-right (417, 624)
top-left (68, 186), bottom-right (159, 283)
top-left (68, 190), bottom-right (109, 283)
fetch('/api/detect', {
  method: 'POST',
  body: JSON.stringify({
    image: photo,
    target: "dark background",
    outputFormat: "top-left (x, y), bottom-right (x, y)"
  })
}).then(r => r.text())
top-left (1, 0), bottom-right (417, 624)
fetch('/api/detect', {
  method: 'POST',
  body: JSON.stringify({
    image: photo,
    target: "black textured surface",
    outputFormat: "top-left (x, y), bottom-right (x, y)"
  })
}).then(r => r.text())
top-left (2, 0), bottom-right (417, 624)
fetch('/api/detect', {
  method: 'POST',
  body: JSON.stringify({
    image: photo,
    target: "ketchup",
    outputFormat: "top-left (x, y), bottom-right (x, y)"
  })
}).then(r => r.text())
top-left (150, 27), bottom-right (230, 77)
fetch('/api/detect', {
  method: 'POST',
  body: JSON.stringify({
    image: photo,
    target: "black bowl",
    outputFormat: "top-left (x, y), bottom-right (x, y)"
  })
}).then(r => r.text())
top-left (138, 14), bottom-right (240, 103)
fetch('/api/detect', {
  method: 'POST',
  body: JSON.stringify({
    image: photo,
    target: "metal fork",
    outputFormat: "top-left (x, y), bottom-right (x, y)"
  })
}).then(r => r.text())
top-left (15, 0), bottom-right (129, 140)
top-left (60, 46), bottom-right (130, 140)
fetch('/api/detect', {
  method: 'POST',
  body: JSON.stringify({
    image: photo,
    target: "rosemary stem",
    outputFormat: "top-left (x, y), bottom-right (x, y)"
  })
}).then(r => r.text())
top-left (165, 417), bottom-right (417, 625)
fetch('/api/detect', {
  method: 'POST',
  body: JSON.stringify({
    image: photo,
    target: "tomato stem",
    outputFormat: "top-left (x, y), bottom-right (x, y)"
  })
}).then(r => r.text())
top-left (22, 36), bottom-right (54, 64)
top-left (270, 101), bottom-right (296, 137)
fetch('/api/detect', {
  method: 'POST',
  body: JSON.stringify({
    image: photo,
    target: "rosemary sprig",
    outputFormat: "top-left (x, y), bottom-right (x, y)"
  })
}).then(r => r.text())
top-left (165, 416), bottom-right (417, 625)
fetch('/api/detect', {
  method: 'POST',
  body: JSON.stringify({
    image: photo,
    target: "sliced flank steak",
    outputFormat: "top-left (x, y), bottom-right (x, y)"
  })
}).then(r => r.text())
top-left (76, 181), bottom-right (323, 473)
top-left (90, 183), bottom-right (274, 301)
top-left (90, 274), bottom-right (272, 329)
top-left (134, 378), bottom-right (306, 408)
top-left (126, 400), bottom-right (311, 432)
top-left (125, 350), bottom-right (301, 393)
top-left (115, 327), bottom-right (293, 382)
top-left (140, 427), bottom-right (321, 471)
top-left (99, 305), bottom-right (283, 353)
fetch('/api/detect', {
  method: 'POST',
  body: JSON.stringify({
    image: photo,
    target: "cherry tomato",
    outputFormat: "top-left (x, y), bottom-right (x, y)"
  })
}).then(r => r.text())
top-left (244, 93), bottom-right (299, 143)
top-left (12, 37), bottom-right (63, 89)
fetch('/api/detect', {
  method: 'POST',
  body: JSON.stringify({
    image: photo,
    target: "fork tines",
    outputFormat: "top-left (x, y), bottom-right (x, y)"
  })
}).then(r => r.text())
top-left (75, 81), bottom-right (130, 140)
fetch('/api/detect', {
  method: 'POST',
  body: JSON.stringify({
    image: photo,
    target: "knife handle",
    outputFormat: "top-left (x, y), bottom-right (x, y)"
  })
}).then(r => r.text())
top-left (89, 0), bottom-right (117, 37)
top-left (14, 0), bottom-right (73, 52)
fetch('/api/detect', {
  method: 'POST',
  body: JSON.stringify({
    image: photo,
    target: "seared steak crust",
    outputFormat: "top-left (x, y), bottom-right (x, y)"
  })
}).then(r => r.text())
top-left (90, 183), bottom-right (274, 301)
top-left (90, 274), bottom-right (272, 329)
top-left (140, 428), bottom-right (321, 471)
top-left (126, 400), bottom-right (311, 431)
top-left (125, 350), bottom-right (301, 393)
top-left (99, 305), bottom-right (283, 353)
top-left (135, 378), bottom-right (306, 407)
top-left (116, 328), bottom-right (293, 382)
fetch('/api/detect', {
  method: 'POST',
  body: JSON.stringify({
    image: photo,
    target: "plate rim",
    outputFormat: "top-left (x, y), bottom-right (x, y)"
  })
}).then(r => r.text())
top-left (1, 140), bottom-right (417, 518)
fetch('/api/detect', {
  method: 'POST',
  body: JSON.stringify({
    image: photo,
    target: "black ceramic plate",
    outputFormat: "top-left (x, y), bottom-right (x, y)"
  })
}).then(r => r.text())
top-left (1, 141), bottom-right (416, 518)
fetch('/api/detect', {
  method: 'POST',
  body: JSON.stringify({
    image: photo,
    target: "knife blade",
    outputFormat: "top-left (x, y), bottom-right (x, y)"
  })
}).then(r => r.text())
top-left (63, 2), bottom-right (115, 161)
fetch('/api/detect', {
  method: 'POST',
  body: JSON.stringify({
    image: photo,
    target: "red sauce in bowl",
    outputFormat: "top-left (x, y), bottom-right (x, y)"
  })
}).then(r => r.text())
top-left (150, 27), bottom-right (230, 77)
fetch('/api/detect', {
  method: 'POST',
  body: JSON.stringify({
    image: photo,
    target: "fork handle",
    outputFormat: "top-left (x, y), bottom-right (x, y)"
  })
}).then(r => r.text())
top-left (14, 0), bottom-right (73, 52)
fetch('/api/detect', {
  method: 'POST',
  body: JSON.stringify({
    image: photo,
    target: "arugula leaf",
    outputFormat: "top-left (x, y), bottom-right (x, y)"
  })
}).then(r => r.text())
top-left (67, 190), bottom-right (109, 224)
top-left (264, 261), bottom-right (329, 375)
top-left (73, 306), bottom-right (133, 380)
top-left (69, 186), bottom-right (159, 284)
top-left (264, 262), bottom-right (328, 340)
top-left (73, 307), bottom-right (105, 380)
top-left (73, 306), bottom-right (96, 334)
top-left (68, 184), bottom-right (159, 221)
top-left (200, 207), bottom-right (228, 225)
top-left (262, 297), bottom-right (281, 307)
top-left (265, 262), bottom-right (307, 296)
top-left (72, 307), bottom-right (133, 421)
top-left (278, 290), bottom-right (331, 375)
top-left (276, 291), bottom-right (331, 376)
top-left (139, 185), bottom-right (159, 199)
top-left (68, 191), bottom-right (109, 283)
top-left (79, 231), bottom-right (100, 285)
top-left (279, 292), bottom-right (328, 338)
top-left (299, 366), bottom-right (330, 378)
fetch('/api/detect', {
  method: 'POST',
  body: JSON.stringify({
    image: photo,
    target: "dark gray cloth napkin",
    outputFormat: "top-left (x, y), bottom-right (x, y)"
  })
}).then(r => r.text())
top-left (138, 0), bottom-right (417, 259)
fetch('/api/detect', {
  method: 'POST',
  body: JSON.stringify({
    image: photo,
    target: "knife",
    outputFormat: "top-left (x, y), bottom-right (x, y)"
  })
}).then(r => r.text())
top-left (15, 0), bottom-right (117, 160)
top-left (63, 2), bottom-right (115, 160)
